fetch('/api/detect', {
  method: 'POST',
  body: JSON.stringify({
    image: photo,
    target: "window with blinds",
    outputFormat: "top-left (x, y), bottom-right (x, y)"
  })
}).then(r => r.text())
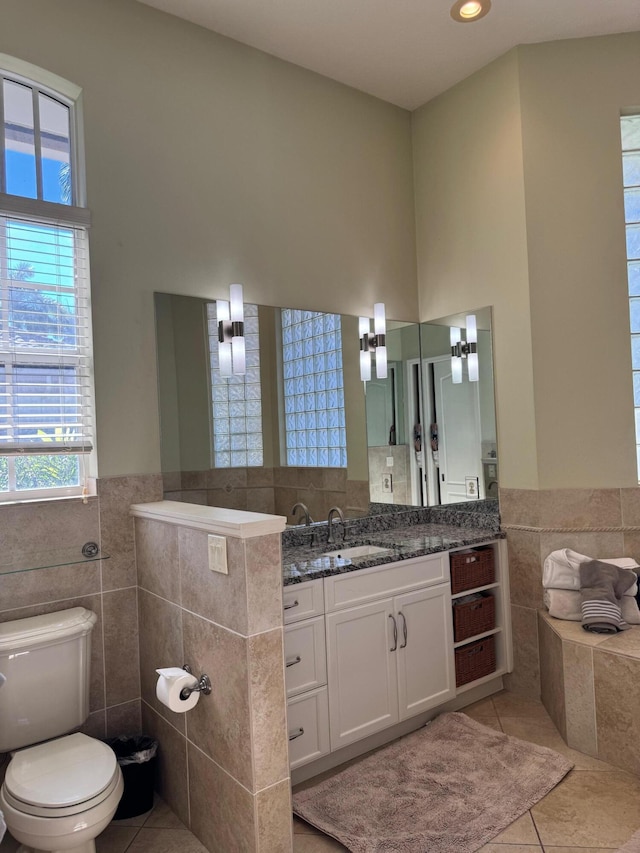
top-left (0, 64), bottom-right (93, 501)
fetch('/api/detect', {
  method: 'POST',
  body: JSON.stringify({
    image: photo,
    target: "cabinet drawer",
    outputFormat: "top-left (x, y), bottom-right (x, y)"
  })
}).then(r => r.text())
top-left (324, 554), bottom-right (448, 611)
top-left (284, 616), bottom-right (327, 697)
top-left (287, 686), bottom-right (330, 770)
top-left (283, 579), bottom-right (324, 624)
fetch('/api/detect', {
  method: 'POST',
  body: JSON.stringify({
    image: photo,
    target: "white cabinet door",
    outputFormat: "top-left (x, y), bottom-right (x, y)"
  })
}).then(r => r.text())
top-left (395, 586), bottom-right (456, 720)
top-left (326, 599), bottom-right (399, 750)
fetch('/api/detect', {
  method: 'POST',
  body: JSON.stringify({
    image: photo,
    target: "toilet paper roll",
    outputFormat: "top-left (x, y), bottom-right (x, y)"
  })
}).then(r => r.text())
top-left (155, 667), bottom-right (200, 713)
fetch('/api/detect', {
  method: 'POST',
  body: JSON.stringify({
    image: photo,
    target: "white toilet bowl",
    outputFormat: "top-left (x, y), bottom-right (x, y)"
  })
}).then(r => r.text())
top-left (0, 733), bottom-right (123, 853)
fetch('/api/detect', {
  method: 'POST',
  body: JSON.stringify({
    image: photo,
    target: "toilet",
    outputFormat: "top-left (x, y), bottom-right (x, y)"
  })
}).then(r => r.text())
top-left (0, 608), bottom-right (124, 853)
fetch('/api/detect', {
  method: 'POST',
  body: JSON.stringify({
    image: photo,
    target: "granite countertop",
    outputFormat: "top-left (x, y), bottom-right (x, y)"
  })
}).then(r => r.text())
top-left (282, 520), bottom-right (504, 585)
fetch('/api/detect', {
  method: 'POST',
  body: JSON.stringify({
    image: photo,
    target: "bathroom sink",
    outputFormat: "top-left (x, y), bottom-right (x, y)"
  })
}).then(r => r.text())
top-left (321, 545), bottom-right (394, 560)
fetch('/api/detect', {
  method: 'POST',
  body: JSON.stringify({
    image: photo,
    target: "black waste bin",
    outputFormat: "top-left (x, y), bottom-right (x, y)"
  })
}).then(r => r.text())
top-left (106, 736), bottom-right (158, 820)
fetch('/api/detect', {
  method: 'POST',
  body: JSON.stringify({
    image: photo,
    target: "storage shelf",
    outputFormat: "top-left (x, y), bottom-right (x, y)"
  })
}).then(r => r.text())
top-left (0, 546), bottom-right (109, 576)
top-left (453, 626), bottom-right (502, 649)
top-left (451, 582), bottom-right (499, 600)
top-left (455, 666), bottom-right (507, 694)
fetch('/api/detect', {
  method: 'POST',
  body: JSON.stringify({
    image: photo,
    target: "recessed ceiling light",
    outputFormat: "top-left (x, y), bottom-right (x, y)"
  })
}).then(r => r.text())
top-left (450, 0), bottom-right (491, 23)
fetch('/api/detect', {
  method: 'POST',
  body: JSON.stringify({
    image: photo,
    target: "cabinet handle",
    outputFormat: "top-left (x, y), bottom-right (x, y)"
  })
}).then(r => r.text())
top-left (399, 612), bottom-right (408, 648)
top-left (284, 600), bottom-right (299, 611)
top-left (286, 655), bottom-right (302, 668)
top-left (288, 727), bottom-right (305, 741)
top-left (389, 614), bottom-right (398, 652)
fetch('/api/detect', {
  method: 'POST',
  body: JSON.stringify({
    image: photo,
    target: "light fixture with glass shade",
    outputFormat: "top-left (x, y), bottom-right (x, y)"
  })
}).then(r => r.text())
top-left (450, 314), bottom-right (479, 384)
top-left (217, 283), bottom-right (246, 376)
top-left (359, 302), bottom-right (388, 382)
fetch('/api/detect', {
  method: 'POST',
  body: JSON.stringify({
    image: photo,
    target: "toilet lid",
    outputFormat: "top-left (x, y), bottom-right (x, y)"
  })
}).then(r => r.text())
top-left (5, 733), bottom-right (118, 808)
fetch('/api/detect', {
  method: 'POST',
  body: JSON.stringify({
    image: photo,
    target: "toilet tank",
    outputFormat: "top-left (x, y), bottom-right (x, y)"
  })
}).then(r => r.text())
top-left (0, 607), bottom-right (97, 752)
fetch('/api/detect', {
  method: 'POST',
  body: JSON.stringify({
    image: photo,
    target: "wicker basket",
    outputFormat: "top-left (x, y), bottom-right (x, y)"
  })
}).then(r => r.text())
top-left (452, 592), bottom-right (495, 642)
top-left (450, 547), bottom-right (495, 594)
top-left (455, 635), bottom-right (496, 687)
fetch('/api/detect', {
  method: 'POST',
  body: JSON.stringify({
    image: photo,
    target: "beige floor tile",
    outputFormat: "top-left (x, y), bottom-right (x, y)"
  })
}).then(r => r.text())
top-left (293, 832), bottom-right (348, 851)
top-left (126, 827), bottom-right (209, 852)
top-left (491, 812), bottom-right (539, 844)
top-left (476, 846), bottom-right (542, 852)
top-left (144, 796), bottom-right (186, 829)
top-left (463, 696), bottom-right (499, 717)
top-left (500, 717), bottom-right (620, 771)
top-left (110, 806), bottom-right (154, 827)
top-left (493, 692), bottom-right (553, 722)
top-left (531, 770), bottom-right (640, 848)
top-left (96, 824), bottom-right (140, 853)
top-left (544, 848), bottom-right (617, 852)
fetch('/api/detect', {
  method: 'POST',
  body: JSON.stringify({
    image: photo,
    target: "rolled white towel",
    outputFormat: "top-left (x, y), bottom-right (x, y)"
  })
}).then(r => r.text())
top-left (544, 587), bottom-right (640, 624)
top-left (543, 548), bottom-right (639, 592)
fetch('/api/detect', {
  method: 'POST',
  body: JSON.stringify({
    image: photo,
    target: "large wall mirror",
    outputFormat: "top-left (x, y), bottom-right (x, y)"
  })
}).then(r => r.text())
top-left (154, 294), bottom-right (498, 524)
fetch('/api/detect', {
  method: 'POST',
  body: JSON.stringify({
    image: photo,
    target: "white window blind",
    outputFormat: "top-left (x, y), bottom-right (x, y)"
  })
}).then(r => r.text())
top-left (0, 213), bottom-right (93, 455)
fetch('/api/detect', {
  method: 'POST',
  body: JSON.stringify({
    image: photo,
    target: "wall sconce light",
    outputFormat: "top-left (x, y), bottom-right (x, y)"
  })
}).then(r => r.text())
top-left (450, 314), bottom-right (479, 384)
top-left (217, 283), bottom-right (246, 376)
top-left (359, 302), bottom-right (388, 382)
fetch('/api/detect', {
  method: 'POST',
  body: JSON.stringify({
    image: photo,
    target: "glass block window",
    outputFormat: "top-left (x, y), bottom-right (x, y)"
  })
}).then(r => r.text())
top-left (621, 115), bottom-right (640, 480)
top-left (206, 301), bottom-right (263, 467)
top-left (281, 309), bottom-right (346, 467)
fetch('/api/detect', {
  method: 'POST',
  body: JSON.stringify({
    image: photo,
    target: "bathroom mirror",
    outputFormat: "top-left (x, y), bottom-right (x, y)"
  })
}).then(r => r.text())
top-left (153, 295), bottom-right (498, 522)
top-left (418, 308), bottom-right (498, 504)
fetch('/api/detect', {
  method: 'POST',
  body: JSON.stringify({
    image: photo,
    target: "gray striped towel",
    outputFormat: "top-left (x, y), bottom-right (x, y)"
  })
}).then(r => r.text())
top-left (579, 560), bottom-right (637, 634)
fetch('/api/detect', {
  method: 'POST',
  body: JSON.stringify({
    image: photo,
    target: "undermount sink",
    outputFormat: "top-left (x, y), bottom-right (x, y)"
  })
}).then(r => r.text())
top-left (320, 545), bottom-right (394, 560)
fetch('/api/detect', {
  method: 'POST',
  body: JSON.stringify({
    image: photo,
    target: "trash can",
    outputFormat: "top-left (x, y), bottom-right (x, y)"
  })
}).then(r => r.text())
top-left (106, 735), bottom-right (158, 820)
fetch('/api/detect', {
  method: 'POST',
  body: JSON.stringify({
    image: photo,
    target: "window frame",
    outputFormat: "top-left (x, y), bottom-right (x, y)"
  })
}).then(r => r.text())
top-left (0, 55), bottom-right (94, 504)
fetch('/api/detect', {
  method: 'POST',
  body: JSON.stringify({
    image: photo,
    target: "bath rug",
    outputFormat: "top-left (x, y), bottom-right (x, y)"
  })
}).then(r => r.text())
top-left (619, 829), bottom-right (640, 852)
top-left (292, 711), bottom-right (573, 853)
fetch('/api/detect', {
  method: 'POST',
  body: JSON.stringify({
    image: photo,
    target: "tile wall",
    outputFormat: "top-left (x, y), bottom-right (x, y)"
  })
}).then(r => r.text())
top-left (0, 475), bottom-right (162, 742)
top-left (500, 487), bottom-right (640, 698)
top-left (163, 466), bottom-right (370, 525)
top-left (134, 515), bottom-right (292, 853)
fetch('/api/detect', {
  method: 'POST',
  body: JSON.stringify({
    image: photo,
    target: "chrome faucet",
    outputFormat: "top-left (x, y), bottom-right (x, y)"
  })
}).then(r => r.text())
top-left (326, 506), bottom-right (345, 545)
top-left (291, 502), bottom-right (313, 526)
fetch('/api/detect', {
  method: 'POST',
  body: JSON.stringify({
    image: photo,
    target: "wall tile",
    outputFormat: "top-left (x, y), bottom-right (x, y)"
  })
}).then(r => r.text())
top-left (0, 562), bottom-right (100, 612)
top-left (207, 488), bottom-right (248, 511)
top-left (178, 491), bottom-right (208, 505)
top-left (256, 780), bottom-right (293, 853)
top-left (323, 469), bottom-right (347, 491)
top-left (182, 471), bottom-right (208, 490)
top-left (188, 743), bottom-right (257, 853)
top-left (506, 529), bottom-right (544, 609)
top-left (1, 497), bottom-right (100, 566)
top-left (81, 710), bottom-right (106, 740)
top-left (503, 604), bottom-right (540, 698)
top-left (248, 629), bottom-right (289, 791)
top-left (247, 467), bottom-right (275, 487)
top-left (538, 611), bottom-right (565, 739)
top-left (98, 474), bottom-right (162, 592)
top-left (104, 588), bottom-right (140, 706)
top-left (622, 530), bottom-right (640, 563)
top-left (539, 531), bottom-right (625, 563)
top-left (106, 700), bottom-right (142, 737)
top-left (246, 488), bottom-right (276, 514)
top-left (135, 519), bottom-right (180, 603)
top-left (594, 649), bottom-right (640, 774)
top-left (245, 534), bottom-right (284, 635)
top-left (182, 611), bottom-right (253, 789)
top-left (273, 487), bottom-right (297, 519)
top-left (538, 488), bottom-right (621, 529)
top-left (142, 703), bottom-right (190, 828)
top-left (138, 589), bottom-right (185, 733)
top-left (621, 487), bottom-right (640, 526)
top-left (499, 488), bottom-right (539, 527)
top-left (180, 530), bottom-right (248, 634)
top-left (563, 641), bottom-right (597, 757)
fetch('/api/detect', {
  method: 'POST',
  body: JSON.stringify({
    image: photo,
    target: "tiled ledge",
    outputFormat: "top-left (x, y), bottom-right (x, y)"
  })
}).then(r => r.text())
top-left (130, 500), bottom-right (286, 538)
top-left (539, 611), bottom-right (640, 774)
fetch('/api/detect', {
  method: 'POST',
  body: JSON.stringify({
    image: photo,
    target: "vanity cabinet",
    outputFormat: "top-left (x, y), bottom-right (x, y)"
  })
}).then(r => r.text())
top-left (324, 554), bottom-right (455, 751)
top-left (284, 579), bottom-right (331, 770)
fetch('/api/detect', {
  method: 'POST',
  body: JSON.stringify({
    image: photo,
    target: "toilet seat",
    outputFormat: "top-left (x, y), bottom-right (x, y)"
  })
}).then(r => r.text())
top-left (3, 732), bottom-right (119, 818)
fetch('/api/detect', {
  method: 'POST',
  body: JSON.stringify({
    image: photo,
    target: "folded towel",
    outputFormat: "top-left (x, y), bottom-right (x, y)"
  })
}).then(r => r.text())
top-left (579, 560), bottom-right (636, 633)
top-left (543, 548), bottom-right (639, 591)
top-left (544, 588), bottom-right (640, 624)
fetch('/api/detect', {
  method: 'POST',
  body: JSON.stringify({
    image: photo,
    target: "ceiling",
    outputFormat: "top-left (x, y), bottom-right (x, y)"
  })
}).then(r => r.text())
top-left (136, 0), bottom-right (640, 109)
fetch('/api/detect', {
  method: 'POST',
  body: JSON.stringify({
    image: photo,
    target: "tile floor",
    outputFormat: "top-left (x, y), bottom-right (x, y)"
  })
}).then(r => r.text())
top-left (1, 692), bottom-right (640, 852)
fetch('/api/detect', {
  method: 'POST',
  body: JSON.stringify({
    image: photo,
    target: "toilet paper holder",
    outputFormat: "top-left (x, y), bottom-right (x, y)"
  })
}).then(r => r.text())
top-left (181, 664), bottom-right (212, 700)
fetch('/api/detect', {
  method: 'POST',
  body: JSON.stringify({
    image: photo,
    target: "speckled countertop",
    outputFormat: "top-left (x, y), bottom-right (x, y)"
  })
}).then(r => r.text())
top-left (282, 501), bottom-right (504, 586)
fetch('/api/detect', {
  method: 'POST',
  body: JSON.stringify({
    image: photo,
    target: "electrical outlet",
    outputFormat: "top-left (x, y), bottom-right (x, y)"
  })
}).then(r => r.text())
top-left (208, 534), bottom-right (228, 574)
top-left (382, 474), bottom-right (393, 493)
